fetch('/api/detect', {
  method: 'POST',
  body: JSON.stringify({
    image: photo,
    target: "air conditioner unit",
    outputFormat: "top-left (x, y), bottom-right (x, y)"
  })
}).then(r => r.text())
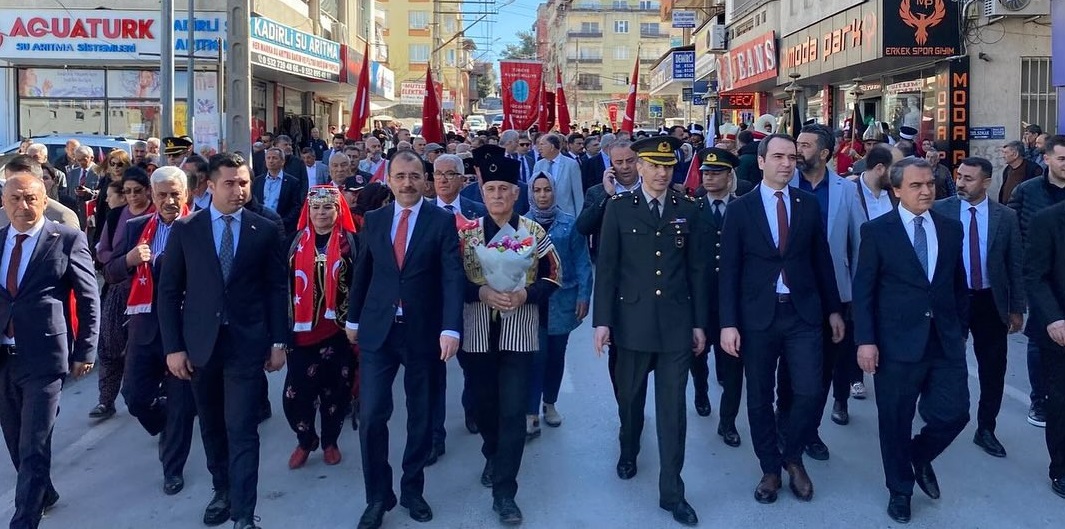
top-left (983, 0), bottom-right (1049, 17)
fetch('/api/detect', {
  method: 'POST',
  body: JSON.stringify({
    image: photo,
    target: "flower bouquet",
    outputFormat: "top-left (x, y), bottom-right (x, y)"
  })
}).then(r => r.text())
top-left (474, 224), bottom-right (535, 319)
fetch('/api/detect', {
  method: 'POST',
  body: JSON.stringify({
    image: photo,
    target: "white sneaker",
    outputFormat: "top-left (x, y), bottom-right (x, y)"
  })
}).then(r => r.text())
top-left (851, 382), bottom-right (867, 400)
top-left (525, 415), bottom-right (541, 440)
top-left (542, 404), bottom-right (562, 427)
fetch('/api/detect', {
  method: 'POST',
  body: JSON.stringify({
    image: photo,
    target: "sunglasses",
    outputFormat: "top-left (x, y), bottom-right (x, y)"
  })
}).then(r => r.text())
top-left (109, 160), bottom-right (125, 167)
top-left (122, 187), bottom-right (145, 195)
top-left (518, 142), bottom-right (531, 147)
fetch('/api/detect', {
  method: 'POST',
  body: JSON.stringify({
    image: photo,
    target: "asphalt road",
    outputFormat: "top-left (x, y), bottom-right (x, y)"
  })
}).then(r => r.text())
top-left (0, 320), bottom-right (1059, 528)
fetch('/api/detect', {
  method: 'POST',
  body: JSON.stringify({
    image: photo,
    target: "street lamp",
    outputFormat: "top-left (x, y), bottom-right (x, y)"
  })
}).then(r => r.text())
top-left (784, 72), bottom-right (802, 134)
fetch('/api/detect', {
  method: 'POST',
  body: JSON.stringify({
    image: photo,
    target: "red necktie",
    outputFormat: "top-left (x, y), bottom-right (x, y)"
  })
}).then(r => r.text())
top-left (5, 234), bottom-right (28, 338)
top-left (775, 191), bottom-right (790, 287)
top-left (394, 209), bottom-right (411, 270)
top-left (969, 207), bottom-right (983, 290)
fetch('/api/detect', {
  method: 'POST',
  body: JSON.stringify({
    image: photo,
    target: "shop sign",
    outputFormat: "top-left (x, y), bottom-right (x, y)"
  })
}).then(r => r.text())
top-left (682, 87), bottom-right (693, 102)
top-left (780, 0), bottom-right (865, 38)
top-left (720, 31), bottom-right (777, 93)
top-left (672, 11), bottom-right (696, 29)
top-left (0, 9), bottom-right (227, 61)
top-left (883, 0), bottom-right (960, 57)
top-left (934, 57), bottom-right (970, 165)
top-left (778, 1), bottom-right (880, 80)
top-left (400, 81), bottom-right (423, 105)
top-left (649, 100), bottom-right (664, 118)
top-left (673, 50), bottom-right (695, 80)
top-left (250, 16), bottom-right (340, 82)
top-left (371, 62), bottom-right (395, 101)
top-left (969, 126), bottom-right (1006, 140)
top-left (885, 79), bottom-right (924, 94)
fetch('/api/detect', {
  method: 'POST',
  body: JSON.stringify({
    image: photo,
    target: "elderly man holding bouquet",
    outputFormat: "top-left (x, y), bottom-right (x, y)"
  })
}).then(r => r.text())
top-left (458, 144), bottom-right (562, 525)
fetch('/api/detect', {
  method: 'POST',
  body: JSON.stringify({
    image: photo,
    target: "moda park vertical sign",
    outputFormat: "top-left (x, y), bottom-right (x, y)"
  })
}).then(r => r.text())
top-left (250, 16), bottom-right (341, 82)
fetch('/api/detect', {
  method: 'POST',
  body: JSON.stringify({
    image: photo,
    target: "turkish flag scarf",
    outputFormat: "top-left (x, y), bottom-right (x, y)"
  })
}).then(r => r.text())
top-left (292, 200), bottom-right (357, 332)
top-left (125, 206), bottom-right (180, 315)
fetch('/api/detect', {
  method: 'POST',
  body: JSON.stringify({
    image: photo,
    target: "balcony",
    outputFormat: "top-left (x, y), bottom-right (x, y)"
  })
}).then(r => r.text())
top-left (567, 31), bottom-right (603, 38)
top-left (567, 56), bottom-right (604, 63)
top-left (577, 82), bottom-right (603, 91)
top-left (640, 31), bottom-right (667, 38)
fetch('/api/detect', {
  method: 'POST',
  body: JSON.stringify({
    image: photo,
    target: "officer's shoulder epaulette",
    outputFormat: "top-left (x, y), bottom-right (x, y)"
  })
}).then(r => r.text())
top-left (612, 191), bottom-right (634, 201)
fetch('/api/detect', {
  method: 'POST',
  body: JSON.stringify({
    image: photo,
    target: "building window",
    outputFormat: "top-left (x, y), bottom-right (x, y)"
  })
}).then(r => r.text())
top-left (639, 0), bottom-right (658, 9)
top-left (640, 22), bottom-right (659, 36)
top-left (444, 18), bottom-right (456, 33)
top-left (446, 49), bottom-right (456, 66)
top-left (614, 74), bottom-right (627, 86)
top-left (613, 0), bottom-right (628, 8)
top-left (408, 11), bottom-right (430, 30)
top-left (614, 20), bottom-right (629, 33)
top-left (614, 46), bottom-right (629, 60)
top-left (580, 22), bottom-right (600, 33)
top-left (410, 44), bottom-right (430, 63)
top-left (1021, 57), bottom-right (1058, 134)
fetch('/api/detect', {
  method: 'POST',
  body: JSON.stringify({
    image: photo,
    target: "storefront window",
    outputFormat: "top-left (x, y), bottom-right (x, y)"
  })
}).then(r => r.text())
top-left (252, 82), bottom-right (269, 140)
top-left (108, 101), bottom-right (163, 138)
top-left (20, 99), bottom-right (105, 137)
top-left (883, 72), bottom-right (935, 139)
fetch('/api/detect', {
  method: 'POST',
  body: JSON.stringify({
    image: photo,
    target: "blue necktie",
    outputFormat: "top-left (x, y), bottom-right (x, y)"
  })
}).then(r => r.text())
top-left (220, 215), bottom-right (235, 283)
top-left (913, 216), bottom-right (928, 278)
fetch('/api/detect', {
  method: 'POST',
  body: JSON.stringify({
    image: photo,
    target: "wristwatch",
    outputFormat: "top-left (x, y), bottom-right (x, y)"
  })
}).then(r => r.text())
top-left (272, 343), bottom-right (288, 351)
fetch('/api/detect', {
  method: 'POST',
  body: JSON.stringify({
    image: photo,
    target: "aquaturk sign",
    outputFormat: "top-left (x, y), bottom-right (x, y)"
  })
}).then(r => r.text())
top-left (250, 16), bottom-right (341, 82)
top-left (0, 10), bottom-right (227, 61)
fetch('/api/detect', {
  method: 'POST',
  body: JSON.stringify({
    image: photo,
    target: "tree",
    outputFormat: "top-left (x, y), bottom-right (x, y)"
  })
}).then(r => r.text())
top-left (476, 68), bottom-right (498, 99)
top-left (500, 30), bottom-right (537, 60)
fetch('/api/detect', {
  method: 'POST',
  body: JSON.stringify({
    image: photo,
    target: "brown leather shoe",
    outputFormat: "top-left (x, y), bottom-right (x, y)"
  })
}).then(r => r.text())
top-left (754, 473), bottom-right (782, 504)
top-left (786, 463), bottom-right (814, 501)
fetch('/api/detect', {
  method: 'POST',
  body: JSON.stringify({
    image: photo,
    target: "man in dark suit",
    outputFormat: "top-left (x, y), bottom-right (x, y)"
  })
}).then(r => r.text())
top-left (105, 166), bottom-right (198, 496)
top-left (593, 136), bottom-right (707, 526)
top-left (581, 141), bottom-right (609, 192)
top-left (0, 170), bottom-right (100, 529)
top-left (430, 153), bottom-right (487, 440)
top-left (252, 148), bottom-right (303, 236)
top-left (853, 157), bottom-right (971, 523)
top-left (346, 150), bottom-right (465, 529)
top-left (690, 148), bottom-right (744, 447)
top-left (1025, 200), bottom-right (1065, 499)
top-left (718, 134), bottom-right (844, 505)
top-left (158, 153), bottom-right (290, 529)
top-left (933, 156), bottom-right (1025, 458)
top-left (275, 135), bottom-right (310, 195)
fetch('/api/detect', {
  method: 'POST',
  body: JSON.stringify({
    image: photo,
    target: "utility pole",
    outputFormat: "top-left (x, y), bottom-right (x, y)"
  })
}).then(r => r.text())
top-left (161, 0), bottom-right (175, 144)
top-left (186, 0), bottom-right (196, 143)
top-left (226, 0), bottom-right (253, 158)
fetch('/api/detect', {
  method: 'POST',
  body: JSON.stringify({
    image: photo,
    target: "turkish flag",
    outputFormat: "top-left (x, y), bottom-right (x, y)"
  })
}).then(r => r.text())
top-left (421, 66), bottom-right (445, 144)
top-left (556, 69), bottom-right (571, 134)
top-left (346, 42), bottom-right (371, 141)
top-left (621, 55), bottom-right (639, 134)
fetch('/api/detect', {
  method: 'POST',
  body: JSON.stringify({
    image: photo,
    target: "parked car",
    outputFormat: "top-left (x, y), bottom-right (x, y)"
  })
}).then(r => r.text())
top-left (2, 134), bottom-right (137, 168)
top-left (466, 115), bottom-right (488, 132)
top-left (490, 115), bottom-right (505, 128)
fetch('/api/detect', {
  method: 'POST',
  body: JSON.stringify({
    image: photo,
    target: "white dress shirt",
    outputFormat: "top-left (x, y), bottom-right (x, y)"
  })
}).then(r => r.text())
top-left (616, 177), bottom-right (643, 194)
top-left (960, 197), bottom-right (990, 289)
top-left (897, 206), bottom-right (939, 282)
top-left (305, 164), bottom-right (318, 187)
top-left (436, 196), bottom-right (461, 213)
top-left (1, 217), bottom-right (46, 345)
top-left (193, 190), bottom-right (212, 211)
top-left (759, 183), bottom-right (791, 294)
top-left (859, 174), bottom-right (893, 220)
top-left (209, 204), bottom-right (243, 257)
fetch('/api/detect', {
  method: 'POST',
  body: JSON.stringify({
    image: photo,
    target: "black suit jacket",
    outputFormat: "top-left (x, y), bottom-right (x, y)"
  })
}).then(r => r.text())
top-left (581, 153), bottom-right (607, 192)
top-left (1025, 201), bottom-right (1065, 349)
top-left (284, 155), bottom-right (310, 195)
top-left (103, 215), bottom-right (164, 347)
top-left (157, 208), bottom-right (290, 366)
top-left (347, 200), bottom-right (465, 354)
top-left (252, 173), bottom-right (303, 235)
top-left (456, 196), bottom-right (487, 219)
top-left (0, 221), bottom-right (100, 374)
top-left (853, 209), bottom-right (969, 362)
top-left (460, 183), bottom-right (529, 216)
top-left (718, 186), bottom-right (842, 331)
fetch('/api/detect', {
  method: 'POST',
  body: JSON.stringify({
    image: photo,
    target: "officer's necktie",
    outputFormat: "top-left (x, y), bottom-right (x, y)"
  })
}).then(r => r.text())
top-left (219, 215), bottom-right (235, 283)
top-left (712, 199), bottom-right (724, 226)
top-left (650, 198), bottom-right (662, 220)
top-left (914, 216), bottom-right (929, 278)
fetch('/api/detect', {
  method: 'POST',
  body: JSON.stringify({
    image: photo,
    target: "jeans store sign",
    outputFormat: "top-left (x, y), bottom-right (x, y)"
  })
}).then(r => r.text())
top-left (250, 16), bottom-right (341, 82)
top-left (0, 9), bottom-right (226, 61)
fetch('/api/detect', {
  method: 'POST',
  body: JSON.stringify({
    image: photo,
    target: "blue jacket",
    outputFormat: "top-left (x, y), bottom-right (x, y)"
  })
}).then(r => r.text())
top-left (526, 211), bottom-right (592, 335)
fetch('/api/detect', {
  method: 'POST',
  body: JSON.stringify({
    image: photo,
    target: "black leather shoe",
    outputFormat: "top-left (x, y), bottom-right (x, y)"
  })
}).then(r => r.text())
top-left (973, 429), bottom-right (1006, 458)
top-left (203, 490), bottom-right (231, 527)
top-left (913, 461), bottom-right (941, 499)
top-left (426, 443), bottom-right (445, 467)
top-left (400, 495), bottom-right (433, 523)
top-left (41, 488), bottom-right (59, 516)
top-left (493, 497), bottom-right (523, 525)
top-left (357, 496), bottom-right (397, 529)
top-left (754, 473), bottom-right (781, 504)
top-left (1052, 478), bottom-right (1065, 499)
top-left (616, 459), bottom-right (637, 480)
top-left (694, 395), bottom-right (711, 417)
top-left (717, 423), bottom-right (741, 447)
top-left (465, 413), bottom-right (479, 434)
top-left (804, 435), bottom-right (830, 461)
top-left (233, 517), bottom-right (261, 529)
top-left (887, 493), bottom-right (911, 524)
top-left (481, 460), bottom-right (494, 488)
top-left (831, 400), bottom-right (849, 425)
top-left (660, 499), bottom-right (698, 526)
top-left (163, 475), bottom-right (185, 496)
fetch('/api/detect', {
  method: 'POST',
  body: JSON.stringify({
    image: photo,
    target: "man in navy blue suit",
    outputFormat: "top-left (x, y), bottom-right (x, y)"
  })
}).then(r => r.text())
top-left (853, 157), bottom-right (971, 524)
top-left (0, 167), bottom-right (100, 529)
top-left (252, 147), bottom-right (303, 236)
top-left (158, 153), bottom-right (290, 529)
top-left (104, 166), bottom-right (197, 496)
top-left (718, 134), bottom-right (844, 505)
top-left (346, 150), bottom-right (465, 529)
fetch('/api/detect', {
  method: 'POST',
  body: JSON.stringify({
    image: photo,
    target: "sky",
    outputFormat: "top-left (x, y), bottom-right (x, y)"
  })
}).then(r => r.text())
top-left (464, 0), bottom-right (542, 65)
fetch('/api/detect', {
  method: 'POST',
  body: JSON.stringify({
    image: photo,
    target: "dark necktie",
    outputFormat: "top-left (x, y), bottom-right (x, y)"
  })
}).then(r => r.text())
top-left (650, 198), bottom-right (661, 220)
top-left (5, 234), bottom-right (28, 338)
top-left (219, 215), bottom-right (235, 283)
top-left (712, 199), bottom-right (724, 226)
top-left (444, 204), bottom-right (456, 214)
top-left (774, 191), bottom-right (788, 253)
top-left (914, 216), bottom-right (929, 278)
top-left (969, 207), bottom-right (982, 289)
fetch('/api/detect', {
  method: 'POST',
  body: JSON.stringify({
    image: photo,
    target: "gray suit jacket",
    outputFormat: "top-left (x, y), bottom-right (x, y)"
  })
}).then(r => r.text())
top-left (533, 155), bottom-right (584, 218)
top-left (306, 161), bottom-right (330, 186)
top-left (790, 170), bottom-right (862, 303)
top-left (933, 196), bottom-right (1026, 324)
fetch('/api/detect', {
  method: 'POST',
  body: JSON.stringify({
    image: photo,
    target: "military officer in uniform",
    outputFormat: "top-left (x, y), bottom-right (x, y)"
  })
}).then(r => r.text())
top-left (690, 147), bottom-right (745, 447)
top-left (593, 136), bottom-right (709, 526)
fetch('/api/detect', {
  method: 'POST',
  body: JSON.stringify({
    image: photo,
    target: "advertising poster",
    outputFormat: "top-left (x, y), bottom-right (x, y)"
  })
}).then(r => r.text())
top-left (18, 68), bottom-right (105, 98)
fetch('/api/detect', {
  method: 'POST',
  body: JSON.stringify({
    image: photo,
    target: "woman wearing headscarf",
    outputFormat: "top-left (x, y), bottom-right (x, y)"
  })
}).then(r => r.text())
top-left (285, 185), bottom-right (359, 468)
top-left (458, 146), bottom-right (562, 524)
top-left (523, 172), bottom-right (592, 439)
top-left (90, 167), bottom-right (155, 420)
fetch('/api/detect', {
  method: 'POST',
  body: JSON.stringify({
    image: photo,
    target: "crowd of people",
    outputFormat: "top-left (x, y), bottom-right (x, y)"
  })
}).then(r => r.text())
top-left (1, 117), bottom-right (1064, 529)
